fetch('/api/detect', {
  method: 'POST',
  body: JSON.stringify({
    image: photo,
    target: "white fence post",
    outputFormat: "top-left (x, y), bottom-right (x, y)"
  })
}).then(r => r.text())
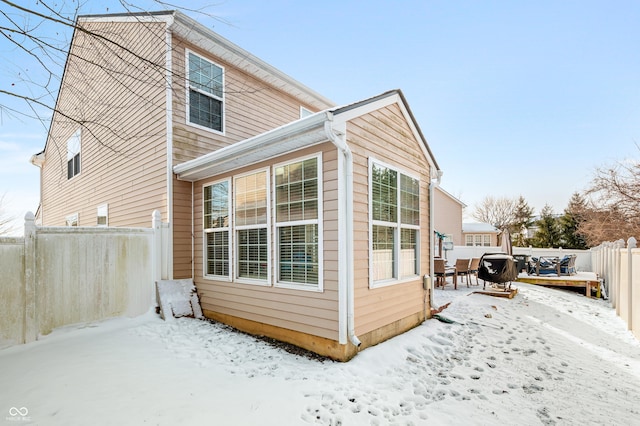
top-left (628, 237), bottom-right (637, 331)
top-left (23, 212), bottom-right (37, 343)
top-left (152, 210), bottom-right (162, 304)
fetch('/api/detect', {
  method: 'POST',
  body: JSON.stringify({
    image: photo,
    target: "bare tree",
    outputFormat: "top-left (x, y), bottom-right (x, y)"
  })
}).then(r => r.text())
top-left (472, 196), bottom-right (517, 231)
top-left (0, 194), bottom-right (16, 235)
top-left (1, 1), bottom-right (230, 167)
top-left (580, 149), bottom-right (640, 244)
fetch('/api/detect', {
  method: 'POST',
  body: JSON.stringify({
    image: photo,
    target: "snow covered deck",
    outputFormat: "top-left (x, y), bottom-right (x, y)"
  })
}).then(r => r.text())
top-left (516, 271), bottom-right (601, 298)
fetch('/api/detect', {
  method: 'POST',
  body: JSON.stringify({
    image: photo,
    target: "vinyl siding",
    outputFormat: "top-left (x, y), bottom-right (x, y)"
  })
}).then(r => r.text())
top-left (347, 104), bottom-right (432, 336)
top-left (170, 36), bottom-right (323, 165)
top-left (192, 143), bottom-right (340, 340)
top-left (39, 20), bottom-right (169, 227)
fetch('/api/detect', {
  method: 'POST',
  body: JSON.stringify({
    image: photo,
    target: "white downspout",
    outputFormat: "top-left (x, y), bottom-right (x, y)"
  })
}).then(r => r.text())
top-left (429, 171), bottom-right (443, 311)
top-left (165, 17), bottom-right (174, 279)
top-left (325, 116), bottom-right (361, 348)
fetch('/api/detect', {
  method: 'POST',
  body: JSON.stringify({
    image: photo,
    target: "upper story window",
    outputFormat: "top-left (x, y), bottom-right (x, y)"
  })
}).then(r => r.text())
top-left (67, 130), bottom-right (81, 179)
top-left (187, 51), bottom-right (224, 133)
top-left (370, 160), bottom-right (420, 287)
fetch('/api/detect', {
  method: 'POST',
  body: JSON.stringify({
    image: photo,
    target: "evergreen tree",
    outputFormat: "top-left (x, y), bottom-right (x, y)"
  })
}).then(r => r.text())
top-left (531, 204), bottom-right (562, 248)
top-left (559, 192), bottom-right (589, 249)
top-left (511, 195), bottom-right (534, 246)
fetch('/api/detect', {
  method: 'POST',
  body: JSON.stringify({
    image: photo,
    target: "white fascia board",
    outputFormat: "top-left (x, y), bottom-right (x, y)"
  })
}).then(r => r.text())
top-left (333, 90), bottom-right (440, 179)
top-left (170, 12), bottom-right (334, 110)
top-left (78, 12), bottom-right (175, 25)
top-left (434, 185), bottom-right (467, 208)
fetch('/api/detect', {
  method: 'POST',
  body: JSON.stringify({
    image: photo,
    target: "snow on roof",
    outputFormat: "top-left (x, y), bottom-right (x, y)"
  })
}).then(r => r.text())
top-left (462, 222), bottom-right (499, 233)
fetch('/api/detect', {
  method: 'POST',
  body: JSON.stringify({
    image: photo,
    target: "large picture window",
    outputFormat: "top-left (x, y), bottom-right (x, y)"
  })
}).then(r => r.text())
top-left (204, 180), bottom-right (230, 278)
top-left (275, 156), bottom-right (321, 289)
top-left (187, 52), bottom-right (224, 132)
top-left (235, 171), bottom-right (269, 282)
top-left (370, 161), bottom-right (420, 286)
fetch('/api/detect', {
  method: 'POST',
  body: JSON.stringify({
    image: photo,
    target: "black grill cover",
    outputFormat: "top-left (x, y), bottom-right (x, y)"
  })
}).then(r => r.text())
top-left (478, 253), bottom-right (518, 284)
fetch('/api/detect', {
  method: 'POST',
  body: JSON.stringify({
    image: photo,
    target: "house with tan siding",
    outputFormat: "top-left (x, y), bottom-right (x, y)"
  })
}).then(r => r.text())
top-left (31, 11), bottom-right (441, 360)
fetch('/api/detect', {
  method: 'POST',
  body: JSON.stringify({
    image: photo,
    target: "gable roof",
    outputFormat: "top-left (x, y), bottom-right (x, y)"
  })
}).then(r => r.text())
top-left (79, 11), bottom-right (335, 111)
top-left (174, 89), bottom-right (441, 181)
top-left (434, 185), bottom-right (467, 208)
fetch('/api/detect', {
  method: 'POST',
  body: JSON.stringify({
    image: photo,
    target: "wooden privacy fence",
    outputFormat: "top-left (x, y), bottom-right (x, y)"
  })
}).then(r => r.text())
top-left (591, 237), bottom-right (639, 339)
top-left (0, 211), bottom-right (169, 348)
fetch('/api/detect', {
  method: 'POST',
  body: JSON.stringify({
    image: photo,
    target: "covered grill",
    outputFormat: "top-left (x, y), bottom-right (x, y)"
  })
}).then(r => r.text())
top-left (478, 253), bottom-right (518, 290)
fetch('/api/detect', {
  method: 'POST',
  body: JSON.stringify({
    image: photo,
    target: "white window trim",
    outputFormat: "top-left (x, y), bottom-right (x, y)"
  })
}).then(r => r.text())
top-left (368, 157), bottom-right (421, 289)
top-left (66, 129), bottom-right (81, 180)
top-left (97, 203), bottom-right (108, 227)
top-left (202, 178), bottom-right (232, 282)
top-left (273, 153), bottom-right (323, 292)
top-left (233, 168), bottom-right (271, 287)
top-left (185, 49), bottom-right (225, 135)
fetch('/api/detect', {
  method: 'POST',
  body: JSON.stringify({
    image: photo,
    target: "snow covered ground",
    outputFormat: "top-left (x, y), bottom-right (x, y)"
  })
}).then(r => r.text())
top-left (2, 282), bottom-right (639, 426)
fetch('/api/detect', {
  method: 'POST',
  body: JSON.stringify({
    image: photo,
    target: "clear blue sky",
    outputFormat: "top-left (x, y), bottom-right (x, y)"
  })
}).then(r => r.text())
top-left (1, 0), bottom-right (639, 233)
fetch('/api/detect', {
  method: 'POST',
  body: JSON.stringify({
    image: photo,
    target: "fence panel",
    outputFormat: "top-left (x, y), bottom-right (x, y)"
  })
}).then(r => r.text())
top-left (0, 238), bottom-right (25, 348)
top-left (0, 211), bottom-right (167, 347)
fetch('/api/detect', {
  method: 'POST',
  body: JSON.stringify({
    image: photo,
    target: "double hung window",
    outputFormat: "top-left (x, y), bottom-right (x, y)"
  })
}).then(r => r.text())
top-left (204, 180), bottom-right (230, 278)
top-left (370, 161), bottom-right (420, 286)
top-left (67, 130), bottom-right (81, 179)
top-left (275, 156), bottom-right (321, 289)
top-left (187, 52), bottom-right (224, 132)
top-left (235, 171), bottom-right (269, 282)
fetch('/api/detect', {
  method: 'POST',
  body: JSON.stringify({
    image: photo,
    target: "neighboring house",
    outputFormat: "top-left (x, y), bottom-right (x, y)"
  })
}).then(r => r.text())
top-left (30, 11), bottom-right (441, 360)
top-left (433, 186), bottom-right (466, 252)
top-left (462, 222), bottom-right (500, 246)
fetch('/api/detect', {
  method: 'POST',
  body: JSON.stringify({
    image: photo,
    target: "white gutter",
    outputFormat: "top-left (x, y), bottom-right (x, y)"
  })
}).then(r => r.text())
top-left (324, 114), bottom-right (361, 348)
top-left (165, 16), bottom-right (174, 279)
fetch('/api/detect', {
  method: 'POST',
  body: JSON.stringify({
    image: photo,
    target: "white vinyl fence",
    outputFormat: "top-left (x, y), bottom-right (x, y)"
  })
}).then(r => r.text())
top-left (591, 238), bottom-right (639, 339)
top-left (0, 211), bottom-right (169, 348)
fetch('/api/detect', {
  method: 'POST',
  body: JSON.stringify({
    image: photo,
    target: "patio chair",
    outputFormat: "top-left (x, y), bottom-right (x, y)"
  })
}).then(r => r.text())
top-left (454, 258), bottom-right (471, 287)
top-left (533, 256), bottom-right (561, 276)
top-left (434, 258), bottom-right (456, 289)
top-left (468, 257), bottom-right (481, 286)
top-left (559, 255), bottom-right (577, 276)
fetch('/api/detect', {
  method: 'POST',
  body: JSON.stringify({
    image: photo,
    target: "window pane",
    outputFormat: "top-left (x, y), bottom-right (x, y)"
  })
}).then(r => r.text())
top-left (204, 181), bottom-right (229, 229)
top-left (189, 90), bottom-right (222, 131)
top-left (372, 225), bottom-right (395, 280)
top-left (206, 231), bottom-right (229, 276)
top-left (400, 174), bottom-right (419, 225)
top-left (235, 171), bottom-right (267, 226)
top-left (400, 228), bottom-right (417, 277)
top-left (276, 158), bottom-right (318, 222)
top-left (237, 228), bottom-right (267, 280)
top-left (278, 224), bottom-right (318, 285)
top-left (189, 53), bottom-right (223, 98)
top-left (372, 164), bottom-right (397, 222)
